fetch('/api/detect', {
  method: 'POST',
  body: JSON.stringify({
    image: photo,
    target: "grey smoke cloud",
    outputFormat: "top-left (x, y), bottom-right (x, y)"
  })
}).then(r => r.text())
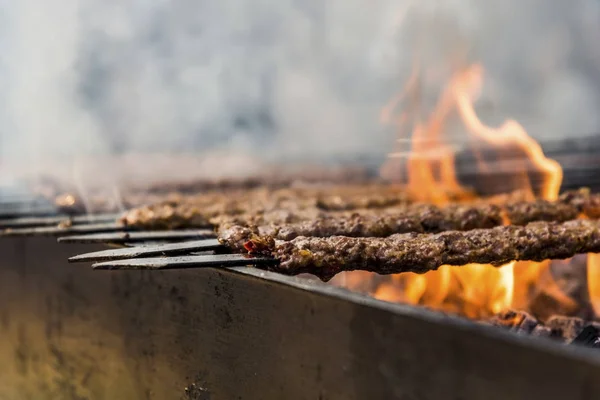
top-left (0, 0), bottom-right (599, 182)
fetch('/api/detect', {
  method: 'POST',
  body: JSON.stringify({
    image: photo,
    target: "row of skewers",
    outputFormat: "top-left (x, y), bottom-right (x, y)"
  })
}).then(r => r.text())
top-left (84, 185), bottom-right (600, 281)
top-left (5, 180), bottom-right (600, 282)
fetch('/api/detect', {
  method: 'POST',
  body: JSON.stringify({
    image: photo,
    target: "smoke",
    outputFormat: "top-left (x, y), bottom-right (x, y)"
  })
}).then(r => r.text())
top-left (0, 0), bottom-right (599, 183)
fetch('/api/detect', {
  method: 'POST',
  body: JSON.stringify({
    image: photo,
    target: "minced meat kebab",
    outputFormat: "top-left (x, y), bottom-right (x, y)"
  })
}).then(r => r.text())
top-left (120, 187), bottom-right (599, 232)
top-left (234, 220), bottom-right (600, 281)
top-left (120, 184), bottom-right (414, 229)
top-left (118, 185), bottom-right (600, 281)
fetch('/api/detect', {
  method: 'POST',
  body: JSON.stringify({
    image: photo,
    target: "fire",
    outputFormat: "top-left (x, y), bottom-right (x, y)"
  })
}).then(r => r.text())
top-left (588, 254), bottom-right (600, 315)
top-left (365, 63), bottom-right (573, 319)
top-left (452, 65), bottom-right (563, 201)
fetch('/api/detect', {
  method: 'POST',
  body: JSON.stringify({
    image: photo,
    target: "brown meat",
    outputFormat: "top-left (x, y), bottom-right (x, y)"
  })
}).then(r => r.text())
top-left (238, 220), bottom-right (600, 280)
top-left (120, 202), bottom-right (212, 230)
top-left (120, 184), bottom-right (411, 229)
top-left (314, 192), bottom-right (410, 211)
top-left (221, 204), bottom-right (503, 244)
top-left (503, 200), bottom-right (579, 225)
top-left (558, 187), bottom-right (600, 218)
top-left (121, 187), bottom-right (600, 232)
top-left (138, 165), bottom-right (375, 195)
top-left (218, 198), bottom-right (588, 248)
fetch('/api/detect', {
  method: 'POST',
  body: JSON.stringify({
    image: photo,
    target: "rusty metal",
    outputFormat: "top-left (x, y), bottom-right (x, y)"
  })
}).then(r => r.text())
top-left (68, 239), bottom-right (225, 262)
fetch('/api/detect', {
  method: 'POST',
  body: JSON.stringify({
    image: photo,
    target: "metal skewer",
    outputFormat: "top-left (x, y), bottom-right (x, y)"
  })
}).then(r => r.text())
top-left (1, 222), bottom-right (132, 237)
top-left (0, 213), bottom-right (121, 229)
top-left (69, 239), bottom-right (225, 262)
top-left (58, 229), bottom-right (216, 244)
top-left (92, 253), bottom-right (277, 270)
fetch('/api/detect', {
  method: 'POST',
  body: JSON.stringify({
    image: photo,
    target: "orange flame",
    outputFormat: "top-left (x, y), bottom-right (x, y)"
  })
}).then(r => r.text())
top-left (587, 254), bottom-right (600, 315)
top-left (372, 63), bottom-right (568, 319)
top-left (453, 65), bottom-right (563, 201)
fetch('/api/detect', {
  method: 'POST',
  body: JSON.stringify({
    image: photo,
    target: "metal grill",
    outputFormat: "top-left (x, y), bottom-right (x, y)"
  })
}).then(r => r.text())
top-left (2, 161), bottom-right (600, 399)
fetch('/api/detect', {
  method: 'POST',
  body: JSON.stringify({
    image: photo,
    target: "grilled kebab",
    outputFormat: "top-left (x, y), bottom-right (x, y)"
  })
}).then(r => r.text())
top-left (114, 186), bottom-right (600, 281)
top-left (227, 219), bottom-right (600, 280)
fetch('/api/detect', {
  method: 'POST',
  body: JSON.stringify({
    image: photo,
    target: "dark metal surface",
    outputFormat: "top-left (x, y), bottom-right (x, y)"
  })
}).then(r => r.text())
top-left (0, 204), bottom-right (58, 219)
top-left (69, 239), bottom-right (225, 262)
top-left (91, 253), bottom-right (277, 270)
top-left (57, 229), bottom-right (216, 244)
top-left (0, 213), bottom-right (121, 229)
top-left (453, 133), bottom-right (600, 195)
top-left (1, 236), bottom-right (600, 399)
top-left (0, 222), bottom-right (131, 237)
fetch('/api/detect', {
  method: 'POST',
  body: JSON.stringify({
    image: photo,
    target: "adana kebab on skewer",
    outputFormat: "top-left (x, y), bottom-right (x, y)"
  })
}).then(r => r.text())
top-left (89, 219), bottom-right (600, 281)
top-left (119, 184), bottom-right (416, 229)
top-left (138, 164), bottom-right (375, 195)
top-left (114, 186), bottom-right (600, 282)
top-left (120, 188), bottom-right (600, 232)
top-left (230, 219), bottom-right (600, 281)
top-left (216, 188), bottom-right (600, 249)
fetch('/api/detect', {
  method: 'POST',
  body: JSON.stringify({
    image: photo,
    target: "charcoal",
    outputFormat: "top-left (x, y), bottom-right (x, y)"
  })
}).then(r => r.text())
top-left (488, 310), bottom-right (541, 335)
top-left (571, 325), bottom-right (600, 348)
top-left (545, 315), bottom-right (587, 342)
top-left (488, 310), bottom-right (599, 344)
top-left (528, 289), bottom-right (580, 323)
top-left (531, 325), bottom-right (553, 338)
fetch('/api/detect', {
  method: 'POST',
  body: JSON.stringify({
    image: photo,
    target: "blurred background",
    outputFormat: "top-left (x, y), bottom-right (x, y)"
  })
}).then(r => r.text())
top-left (0, 0), bottom-right (599, 184)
